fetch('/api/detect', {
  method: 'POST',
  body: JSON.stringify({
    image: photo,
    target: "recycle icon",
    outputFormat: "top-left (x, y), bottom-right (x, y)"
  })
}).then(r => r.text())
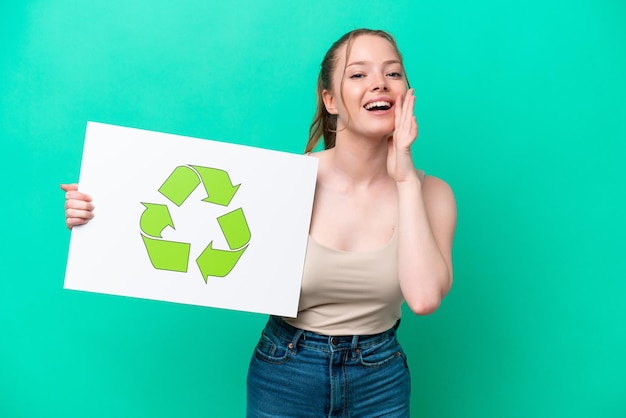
top-left (139, 165), bottom-right (251, 282)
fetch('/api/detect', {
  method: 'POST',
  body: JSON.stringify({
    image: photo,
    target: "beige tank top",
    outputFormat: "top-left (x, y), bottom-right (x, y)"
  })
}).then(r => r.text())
top-left (283, 169), bottom-right (424, 335)
top-left (283, 229), bottom-right (403, 335)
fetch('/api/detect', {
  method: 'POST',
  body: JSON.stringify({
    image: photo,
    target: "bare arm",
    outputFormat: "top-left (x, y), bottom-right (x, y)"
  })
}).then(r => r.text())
top-left (387, 89), bottom-right (457, 314)
top-left (396, 175), bottom-right (456, 314)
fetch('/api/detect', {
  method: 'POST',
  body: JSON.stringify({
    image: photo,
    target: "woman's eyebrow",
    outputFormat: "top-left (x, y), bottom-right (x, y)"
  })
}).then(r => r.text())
top-left (346, 59), bottom-right (401, 68)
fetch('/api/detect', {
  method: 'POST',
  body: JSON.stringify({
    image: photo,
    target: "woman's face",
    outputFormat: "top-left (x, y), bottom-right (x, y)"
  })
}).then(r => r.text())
top-left (323, 34), bottom-right (408, 140)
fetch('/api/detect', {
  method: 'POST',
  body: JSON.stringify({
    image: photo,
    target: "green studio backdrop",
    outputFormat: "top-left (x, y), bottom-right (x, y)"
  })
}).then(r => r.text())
top-left (1, 1), bottom-right (624, 417)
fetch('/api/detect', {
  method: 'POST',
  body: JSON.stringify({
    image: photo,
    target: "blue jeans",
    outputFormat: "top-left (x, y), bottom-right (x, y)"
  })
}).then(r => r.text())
top-left (247, 316), bottom-right (411, 417)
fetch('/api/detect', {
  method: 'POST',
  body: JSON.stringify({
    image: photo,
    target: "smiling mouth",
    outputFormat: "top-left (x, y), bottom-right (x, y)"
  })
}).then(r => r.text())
top-left (364, 101), bottom-right (392, 111)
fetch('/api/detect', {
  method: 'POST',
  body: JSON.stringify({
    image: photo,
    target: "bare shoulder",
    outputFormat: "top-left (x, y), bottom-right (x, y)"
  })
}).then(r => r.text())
top-left (422, 174), bottom-right (453, 196)
top-left (308, 149), bottom-right (333, 178)
top-left (422, 174), bottom-right (457, 219)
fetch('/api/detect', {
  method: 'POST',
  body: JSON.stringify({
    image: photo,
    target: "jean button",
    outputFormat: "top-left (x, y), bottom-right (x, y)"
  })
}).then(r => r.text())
top-left (331, 337), bottom-right (339, 345)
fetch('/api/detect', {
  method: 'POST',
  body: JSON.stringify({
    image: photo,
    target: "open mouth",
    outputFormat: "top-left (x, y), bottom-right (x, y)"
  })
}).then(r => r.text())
top-left (364, 101), bottom-right (392, 111)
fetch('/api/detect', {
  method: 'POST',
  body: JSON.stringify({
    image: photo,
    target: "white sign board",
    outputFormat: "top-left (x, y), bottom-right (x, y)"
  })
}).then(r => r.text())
top-left (64, 122), bottom-right (318, 317)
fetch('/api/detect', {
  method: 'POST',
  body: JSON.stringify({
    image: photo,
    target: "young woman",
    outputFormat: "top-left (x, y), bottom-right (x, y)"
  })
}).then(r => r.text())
top-left (62, 28), bottom-right (456, 417)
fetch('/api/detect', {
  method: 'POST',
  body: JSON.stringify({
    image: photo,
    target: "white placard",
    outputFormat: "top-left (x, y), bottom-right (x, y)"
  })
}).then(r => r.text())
top-left (64, 122), bottom-right (318, 317)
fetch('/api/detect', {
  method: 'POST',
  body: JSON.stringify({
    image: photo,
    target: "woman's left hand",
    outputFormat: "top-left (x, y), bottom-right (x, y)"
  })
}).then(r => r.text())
top-left (387, 88), bottom-right (419, 183)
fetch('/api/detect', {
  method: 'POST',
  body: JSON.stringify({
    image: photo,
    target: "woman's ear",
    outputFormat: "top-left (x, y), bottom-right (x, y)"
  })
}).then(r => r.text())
top-left (322, 89), bottom-right (338, 115)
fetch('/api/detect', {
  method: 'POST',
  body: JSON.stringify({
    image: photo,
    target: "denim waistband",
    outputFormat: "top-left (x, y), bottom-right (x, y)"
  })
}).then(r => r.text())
top-left (267, 315), bottom-right (400, 351)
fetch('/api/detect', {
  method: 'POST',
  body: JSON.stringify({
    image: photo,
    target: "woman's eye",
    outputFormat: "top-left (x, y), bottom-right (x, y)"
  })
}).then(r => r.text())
top-left (387, 72), bottom-right (403, 78)
top-left (350, 73), bottom-right (365, 79)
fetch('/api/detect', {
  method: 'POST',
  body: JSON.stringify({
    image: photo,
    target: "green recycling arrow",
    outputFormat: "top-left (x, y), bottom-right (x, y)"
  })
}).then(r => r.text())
top-left (159, 165), bottom-right (201, 206)
top-left (196, 242), bottom-right (248, 281)
top-left (141, 235), bottom-right (190, 272)
top-left (140, 203), bottom-right (174, 238)
top-left (217, 208), bottom-right (251, 250)
top-left (192, 165), bottom-right (240, 206)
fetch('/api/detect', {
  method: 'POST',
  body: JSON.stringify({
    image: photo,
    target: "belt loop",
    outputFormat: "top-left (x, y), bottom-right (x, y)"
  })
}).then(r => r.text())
top-left (350, 335), bottom-right (359, 350)
top-left (291, 329), bottom-right (304, 352)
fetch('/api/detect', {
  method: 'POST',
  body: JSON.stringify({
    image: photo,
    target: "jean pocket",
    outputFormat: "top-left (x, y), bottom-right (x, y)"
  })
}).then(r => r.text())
top-left (254, 332), bottom-right (292, 364)
top-left (358, 337), bottom-right (405, 369)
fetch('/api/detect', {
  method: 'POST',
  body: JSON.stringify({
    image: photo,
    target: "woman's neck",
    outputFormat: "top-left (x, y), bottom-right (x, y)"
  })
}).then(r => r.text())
top-left (327, 132), bottom-right (391, 187)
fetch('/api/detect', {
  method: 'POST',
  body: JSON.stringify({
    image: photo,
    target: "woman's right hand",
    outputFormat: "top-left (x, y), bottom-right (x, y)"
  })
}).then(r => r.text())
top-left (60, 184), bottom-right (95, 229)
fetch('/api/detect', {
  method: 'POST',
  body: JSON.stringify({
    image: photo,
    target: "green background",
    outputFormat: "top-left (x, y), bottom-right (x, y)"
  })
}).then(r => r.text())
top-left (1, 1), bottom-right (624, 417)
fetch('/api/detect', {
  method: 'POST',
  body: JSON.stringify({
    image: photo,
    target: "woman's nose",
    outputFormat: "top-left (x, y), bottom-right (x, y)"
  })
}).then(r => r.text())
top-left (371, 76), bottom-right (389, 91)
